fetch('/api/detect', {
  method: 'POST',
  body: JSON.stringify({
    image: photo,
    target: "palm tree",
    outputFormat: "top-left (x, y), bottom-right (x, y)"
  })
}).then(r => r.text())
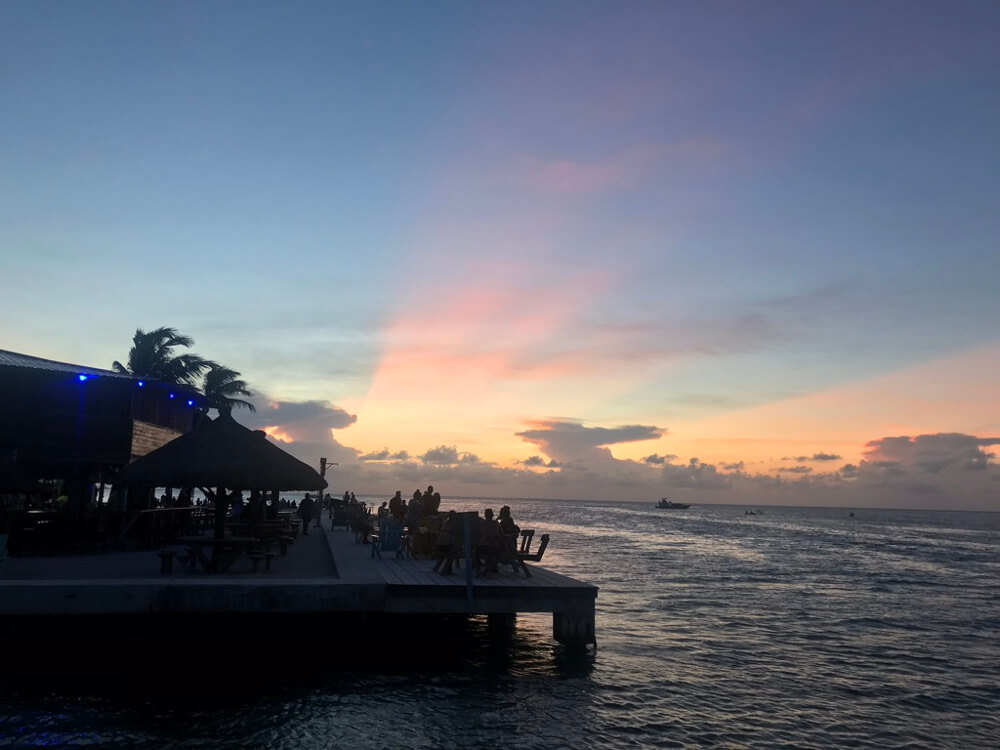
top-left (112, 326), bottom-right (211, 386)
top-left (202, 364), bottom-right (256, 415)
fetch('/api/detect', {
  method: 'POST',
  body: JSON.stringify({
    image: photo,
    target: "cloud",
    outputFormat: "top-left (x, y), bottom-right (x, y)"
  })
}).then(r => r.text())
top-left (516, 420), bottom-right (663, 464)
top-left (811, 452), bottom-right (842, 462)
top-left (241, 397), bottom-right (357, 444)
top-left (359, 448), bottom-right (410, 462)
top-left (783, 452), bottom-right (843, 462)
top-left (643, 453), bottom-right (677, 465)
top-left (230, 395), bottom-right (362, 475)
top-left (660, 458), bottom-right (733, 489)
top-left (524, 455), bottom-right (561, 468)
top-left (863, 433), bottom-right (1000, 474)
top-left (266, 425), bottom-right (998, 513)
top-left (420, 445), bottom-right (481, 466)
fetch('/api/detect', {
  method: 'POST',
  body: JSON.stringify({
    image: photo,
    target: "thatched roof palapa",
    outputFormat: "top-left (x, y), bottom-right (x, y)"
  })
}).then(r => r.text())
top-left (122, 412), bottom-right (327, 491)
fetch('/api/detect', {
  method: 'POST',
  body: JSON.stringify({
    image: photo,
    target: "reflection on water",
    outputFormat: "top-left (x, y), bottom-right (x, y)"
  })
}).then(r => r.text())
top-left (1, 501), bottom-right (997, 749)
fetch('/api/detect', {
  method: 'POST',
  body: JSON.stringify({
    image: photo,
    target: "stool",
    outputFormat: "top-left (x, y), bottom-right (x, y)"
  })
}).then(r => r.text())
top-left (175, 552), bottom-right (192, 574)
top-left (263, 551), bottom-right (275, 571)
top-left (278, 536), bottom-right (292, 555)
top-left (157, 550), bottom-right (176, 574)
top-left (248, 552), bottom-right (264, 572)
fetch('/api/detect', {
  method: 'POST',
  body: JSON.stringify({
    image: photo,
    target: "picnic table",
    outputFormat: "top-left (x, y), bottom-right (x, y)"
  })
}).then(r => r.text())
top-left (177, 535), bottom-right (260, 573)
top-left (226, 521), bottom-right (296, 555)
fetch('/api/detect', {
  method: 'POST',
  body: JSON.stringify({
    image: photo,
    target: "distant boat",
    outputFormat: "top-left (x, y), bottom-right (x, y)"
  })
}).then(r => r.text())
top-left (656, 498), bottom-right (690, 509)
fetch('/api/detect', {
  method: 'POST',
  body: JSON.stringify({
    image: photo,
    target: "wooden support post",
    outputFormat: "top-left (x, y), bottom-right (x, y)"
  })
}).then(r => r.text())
top-left (553, 607), bottom-right (596, 647)
top-left (487, 612), bottom-right (516, 640)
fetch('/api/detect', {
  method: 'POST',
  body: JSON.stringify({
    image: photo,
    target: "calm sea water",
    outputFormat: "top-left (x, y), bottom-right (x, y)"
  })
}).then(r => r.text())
top-left (1, 500), bottom-right (997, 749)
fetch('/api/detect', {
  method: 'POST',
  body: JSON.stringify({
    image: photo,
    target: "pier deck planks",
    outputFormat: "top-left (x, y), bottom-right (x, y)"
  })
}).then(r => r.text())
top-left (0, 521), bottom-right (597, 624)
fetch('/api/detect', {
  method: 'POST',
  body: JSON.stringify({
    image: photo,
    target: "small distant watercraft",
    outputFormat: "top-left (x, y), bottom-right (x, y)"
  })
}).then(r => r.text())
top-left (656, 498), bottom-right (690, 509)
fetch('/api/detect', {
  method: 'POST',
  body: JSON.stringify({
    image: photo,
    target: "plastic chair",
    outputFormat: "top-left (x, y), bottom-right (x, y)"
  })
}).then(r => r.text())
top-left (372, 519), bottom-right (408, 560)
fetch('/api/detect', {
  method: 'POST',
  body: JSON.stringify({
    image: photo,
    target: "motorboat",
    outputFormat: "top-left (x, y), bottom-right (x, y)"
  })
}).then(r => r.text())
top-left (656, 498), bottom-right (690, 509)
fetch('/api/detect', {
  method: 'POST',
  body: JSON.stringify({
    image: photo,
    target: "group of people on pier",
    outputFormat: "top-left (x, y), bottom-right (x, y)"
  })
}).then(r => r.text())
top-left (432, 505), bottom-right (522, 576)
top-left (377, 485), bottom-right (442, 525)
top-left (313, 487), bottom-right (527, 576)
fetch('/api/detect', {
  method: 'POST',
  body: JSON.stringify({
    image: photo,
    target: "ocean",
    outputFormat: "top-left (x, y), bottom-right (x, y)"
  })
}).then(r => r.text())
top-left (1, 500), bottom-right (997, 749)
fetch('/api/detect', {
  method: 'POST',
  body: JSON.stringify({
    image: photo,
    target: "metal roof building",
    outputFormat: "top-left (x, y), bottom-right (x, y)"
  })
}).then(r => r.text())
top-left (0, 349), bottom-right (208, 485)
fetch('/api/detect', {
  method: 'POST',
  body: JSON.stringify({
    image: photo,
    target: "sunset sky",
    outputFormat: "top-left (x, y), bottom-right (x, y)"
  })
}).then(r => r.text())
top-left (2, 2), bottom-right (998, 509)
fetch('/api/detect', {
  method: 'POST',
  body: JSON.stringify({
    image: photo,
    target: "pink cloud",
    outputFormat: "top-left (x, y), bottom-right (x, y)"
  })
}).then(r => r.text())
top-left (513, 139), bottom-right (729, 195)
top-left (376, 259), bottom-right (616, 389)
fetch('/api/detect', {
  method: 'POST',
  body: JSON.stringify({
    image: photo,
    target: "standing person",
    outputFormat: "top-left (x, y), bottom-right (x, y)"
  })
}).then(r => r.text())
top-left (230, 490), bottom-right (244, 524)
top-left (406, 490), bottom-right (423, 532)
top-left (298, 493), bottom-right (316, 535)
top-left (388, 490), bottom-right (403, 519)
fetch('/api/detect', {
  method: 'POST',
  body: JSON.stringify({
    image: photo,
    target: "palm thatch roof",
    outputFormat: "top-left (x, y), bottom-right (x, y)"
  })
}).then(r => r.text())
top-left (121, 412), bottom-right (326, 491)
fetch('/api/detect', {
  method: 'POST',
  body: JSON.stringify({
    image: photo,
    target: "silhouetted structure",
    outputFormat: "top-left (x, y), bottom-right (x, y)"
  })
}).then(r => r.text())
top-left (122, 411), bottom-right (326, 539)
top-left (0, 349), bottom-right (207, 503)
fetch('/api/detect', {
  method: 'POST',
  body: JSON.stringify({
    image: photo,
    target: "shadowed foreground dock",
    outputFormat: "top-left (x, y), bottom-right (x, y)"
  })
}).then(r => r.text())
top-left (0, 517), bottom-right (597, 654)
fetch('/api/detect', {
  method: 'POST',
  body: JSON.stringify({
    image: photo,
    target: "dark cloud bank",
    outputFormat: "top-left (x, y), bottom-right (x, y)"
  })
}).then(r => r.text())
top-left (238, 403), bottom-right (999, 511)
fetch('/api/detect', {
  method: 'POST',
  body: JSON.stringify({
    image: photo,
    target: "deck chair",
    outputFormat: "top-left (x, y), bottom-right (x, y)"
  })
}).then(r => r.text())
top-left (494, 533), bottom-right (531, 577)
top-left (518, 529), bottom-right (535, 554)
top-left (438, 512), bottom-right (480, 575)
top-left (371, 519), bottom-right (407, 560)
top-left (332, 505), bottom-right (349, 530)
top-left (519, 533), bottom-right (549, 563)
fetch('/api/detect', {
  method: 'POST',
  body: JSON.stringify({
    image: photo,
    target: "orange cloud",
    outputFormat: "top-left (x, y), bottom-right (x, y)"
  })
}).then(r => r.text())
top-left (262, 425), bottom-right (294, 443)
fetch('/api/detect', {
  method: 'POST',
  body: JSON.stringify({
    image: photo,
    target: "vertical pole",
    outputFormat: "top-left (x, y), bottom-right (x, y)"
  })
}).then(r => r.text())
top-left (464, 513), bottom-right (474, 605)
top-left (318, 458), bottom-right (327, 529)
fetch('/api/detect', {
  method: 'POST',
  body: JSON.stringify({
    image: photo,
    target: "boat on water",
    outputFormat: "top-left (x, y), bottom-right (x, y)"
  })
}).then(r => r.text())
top-left (656, 498), bottom-right (690, 509)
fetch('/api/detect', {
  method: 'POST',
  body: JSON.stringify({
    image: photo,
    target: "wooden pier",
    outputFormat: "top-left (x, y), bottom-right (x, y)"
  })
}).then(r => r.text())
top-left (0, 518), bottom-right (597, 647)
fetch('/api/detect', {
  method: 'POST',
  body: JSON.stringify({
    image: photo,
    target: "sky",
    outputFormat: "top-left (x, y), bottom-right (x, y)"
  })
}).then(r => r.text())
top-left (1, 1), bottom-right (998, 510)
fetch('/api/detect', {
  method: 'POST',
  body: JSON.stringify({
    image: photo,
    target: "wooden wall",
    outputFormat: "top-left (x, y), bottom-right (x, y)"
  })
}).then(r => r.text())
top-left (130, 420), bottom-right (181, 459)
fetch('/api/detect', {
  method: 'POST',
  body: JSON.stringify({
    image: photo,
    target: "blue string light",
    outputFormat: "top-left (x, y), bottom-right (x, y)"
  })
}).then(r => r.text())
top-left (169, 393), bottom-right (175, 399)
top-left (77, 374), bottom-right (89, 382)
top-left (137, 380), bottom-right (144, 387)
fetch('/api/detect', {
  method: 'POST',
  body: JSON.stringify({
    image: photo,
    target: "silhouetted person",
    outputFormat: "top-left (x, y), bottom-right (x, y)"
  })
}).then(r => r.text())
top-left (406, 489), bottom-right (422, 531)
top-left (388, 490), bottom-right (403, 519)
top-left (478, 508), bottom-right (502, 574)
top-left (435, 510), bottom-right (458, 574)
top-left (230, 490), bottom-right (244, 523)
top-left (298, 493), bottom-right (316, 535)
top-left (498, 505), bottom-right (519, 540)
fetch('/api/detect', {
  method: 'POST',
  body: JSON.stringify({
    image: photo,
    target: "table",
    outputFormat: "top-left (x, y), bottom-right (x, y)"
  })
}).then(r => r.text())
top-left (177, 535), bottom-right (260, 573)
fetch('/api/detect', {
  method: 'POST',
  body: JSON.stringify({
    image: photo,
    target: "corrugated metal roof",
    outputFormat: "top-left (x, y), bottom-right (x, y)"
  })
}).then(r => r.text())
top-left (0, 349), bottom-right (134, 379)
